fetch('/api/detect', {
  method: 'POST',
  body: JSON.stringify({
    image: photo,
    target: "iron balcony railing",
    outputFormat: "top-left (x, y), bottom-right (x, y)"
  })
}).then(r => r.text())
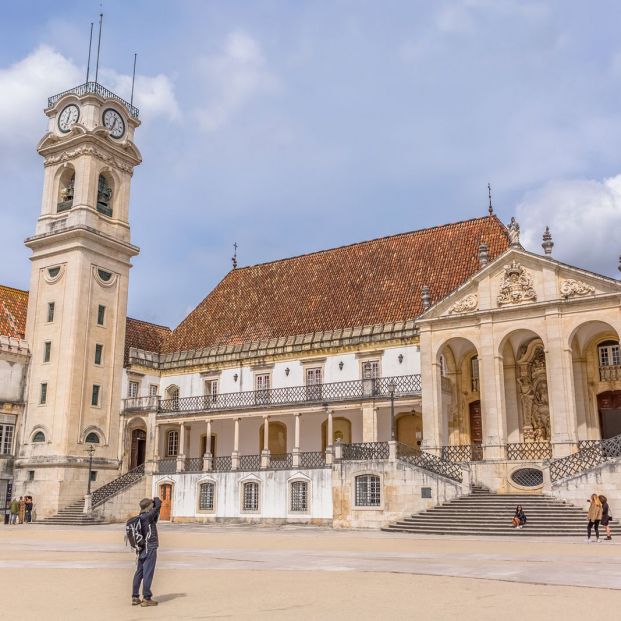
top-left (48, 81), bottom-right (140, 118)
top-left (156, 374), bottom-right (421, 417)
top-left (506, 442), bottom-right (552, 461)
top-left (341, 442), bottom-right (390, 460)
top-left (550, 433), bottom-right (621, 482)
top-left (441, 444), bottom-right (483, 462)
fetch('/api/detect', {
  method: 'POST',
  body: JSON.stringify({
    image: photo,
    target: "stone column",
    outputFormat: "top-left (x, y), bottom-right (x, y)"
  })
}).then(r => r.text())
top-left (545, 311), bottom-right (578, 457)
top-left (231, 418), bottom-right (240, 470)
top-left (421, 327), bottom-right (441, 454)
top-left (261, 416), bottom-right (270, 468)
top-left (203, 419), bottom-right (213, 471)
top-left (145, 410), bottom-right (158, 476)
top-left (176, 424), bottom-right (186, 472)
top-left (292, 413), bottom-right (301, 468)
top-left (325, 409), bottom-right (334, 465)
top-left (362, 403), bottom-right (377, 442)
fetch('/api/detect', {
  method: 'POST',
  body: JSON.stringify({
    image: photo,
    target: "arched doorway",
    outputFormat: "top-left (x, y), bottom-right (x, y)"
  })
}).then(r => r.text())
top-left (259, 421), bottom-right (287, 455)
top-left (597, 391), bottom-right (621, 439)
top-left (130, 429), bottom-right (146, 469)
top-left (159, 483), bottom-right (173, 521)
top-left (396, 412), bottom-right (422, 448)
top-left (200, 434), bottom-right (217, 457)
top-left (321, 417), bottom-right (352, 451)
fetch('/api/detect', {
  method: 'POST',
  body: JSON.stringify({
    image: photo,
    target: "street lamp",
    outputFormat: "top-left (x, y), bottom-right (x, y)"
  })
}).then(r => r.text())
top-left (388, 381), bottom-right (396, 441)
top-left (86, 444), bottom-right (95, 495)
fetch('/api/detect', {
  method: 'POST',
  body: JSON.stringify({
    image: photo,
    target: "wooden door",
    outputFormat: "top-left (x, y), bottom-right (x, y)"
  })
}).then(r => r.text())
top-left (130, 429), bottom-right (146, 469)
top-left (159, 484), bottom-right (172, 521)
top-left (469, 401), bottom-right (483, 460)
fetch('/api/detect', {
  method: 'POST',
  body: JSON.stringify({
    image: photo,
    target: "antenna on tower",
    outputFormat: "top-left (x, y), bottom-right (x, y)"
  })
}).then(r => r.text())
top-left (85, 22), bottom-right (94, 83)
top-left (487, 182), bottom-right (494, 215)
top-left (130, 53), bottom-right (138, 106)
top-left (232, 242), bottom-right (238, 269)
top-left (94, 13), bottom-right (103, 84)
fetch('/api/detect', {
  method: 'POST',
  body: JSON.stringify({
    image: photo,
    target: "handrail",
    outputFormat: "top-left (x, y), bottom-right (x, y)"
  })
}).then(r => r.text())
top-left (91, 464), bottom-right (145, 508)
top-left (550, 434), bottom-right (621, 482)
top-left (155, 374), bottom-right (421, 416)
top-left (397, 442), bottom-right (463, 482)
top-left (47, 81), bottom-right (140, 118)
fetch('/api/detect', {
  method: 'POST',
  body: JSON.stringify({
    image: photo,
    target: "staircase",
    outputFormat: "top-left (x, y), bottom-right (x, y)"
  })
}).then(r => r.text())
top-left (39, 499), bottom-right (105, 526)
top-left (39, 464), bottom-right (145, 526)
top-left (383, 486), bottom-right (597, 537)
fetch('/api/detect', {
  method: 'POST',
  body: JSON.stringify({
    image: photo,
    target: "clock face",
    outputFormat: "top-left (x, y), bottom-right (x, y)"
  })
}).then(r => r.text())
top-left (58, 104), bottom-right (80, 133)
top-left (102, 108), bottom-right (125, 139)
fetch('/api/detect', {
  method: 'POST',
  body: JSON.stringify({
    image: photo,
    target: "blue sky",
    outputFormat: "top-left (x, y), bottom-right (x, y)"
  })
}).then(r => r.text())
top-left (2, 0), bottom-right (621, 327)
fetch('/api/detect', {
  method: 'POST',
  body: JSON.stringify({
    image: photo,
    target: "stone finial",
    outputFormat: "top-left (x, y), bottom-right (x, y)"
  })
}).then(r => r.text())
top-left (478, 241), bottom-right (489, 268)
top-left (487, 183), bottom-right (494, 215)
top-left (541, 226), bottom-right (554, 255)
top-left (231, 241), bottom-right (238, 269)
top-left (421, 285), bottom-right (431, 311)
top-left (508, 217), bottom-right (520, 247)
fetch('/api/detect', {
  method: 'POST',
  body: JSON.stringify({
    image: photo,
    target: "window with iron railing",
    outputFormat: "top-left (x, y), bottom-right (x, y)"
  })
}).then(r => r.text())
top-left (355, 474), bottom-right (381, 507)
top-left (242, 481), bottom-right (259, 511)
top-left (290, 481), bottom-right (308, 512)
top-left (198, 482), bottom-right (215, 511)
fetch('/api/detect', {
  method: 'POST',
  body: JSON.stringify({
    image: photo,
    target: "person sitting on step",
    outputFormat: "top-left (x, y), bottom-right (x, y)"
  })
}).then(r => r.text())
top-left (512, 505), bottom-right (527, 529)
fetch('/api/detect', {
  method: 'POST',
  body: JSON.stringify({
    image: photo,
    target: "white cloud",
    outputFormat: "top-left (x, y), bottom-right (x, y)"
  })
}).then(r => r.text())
top-left (517, 174), bottom-right (621, 277)
top-left (194, 31), bottom-right (280, 132)
top-left (436, 6), bottom-right (476, 34)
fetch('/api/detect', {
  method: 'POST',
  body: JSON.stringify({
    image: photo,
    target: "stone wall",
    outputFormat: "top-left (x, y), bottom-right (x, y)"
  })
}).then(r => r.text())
top-left (469, 460), bottom-right (546, 495)
top-left (332, 460), bottom-right (462, 529)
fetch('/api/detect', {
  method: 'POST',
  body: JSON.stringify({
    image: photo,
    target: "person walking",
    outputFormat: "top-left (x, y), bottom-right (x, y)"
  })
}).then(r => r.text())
top-left (9, 498), bottom-right (18, 525)
top-left (599, 495), bottom-right (612, 541)
top-left (17, 497), bottom-right (25, 525)
top-left (132, 496), bottom-right (162, 607)
top-left (587, 493), bottom-right (603, 542)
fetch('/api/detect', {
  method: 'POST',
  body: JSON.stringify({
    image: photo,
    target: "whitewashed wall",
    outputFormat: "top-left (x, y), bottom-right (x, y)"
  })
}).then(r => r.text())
top-left (153, 469), bottom-right (333, 523)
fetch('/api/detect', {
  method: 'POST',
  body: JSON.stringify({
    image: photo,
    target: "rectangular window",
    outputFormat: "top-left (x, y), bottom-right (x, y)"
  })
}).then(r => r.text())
top-left (90, 471), bottom-right (98, 482)
top-left (306, 367), bottom-right (323, 400)
top-left (255, 374), bottom-right (271, 405)
top-left (167, 430), bottom-right (179, 456)
top-left (94, 343), bottom-right (103, 365)
top-left (97, 305), bottom-right (106, 326)
top-left (199, 482), bottom-right (215, 511)
top-left (47, 302), bottom-right (55, 323)
top-left (149, 384), bottom-right (158, 397)
top-left (128, 381), bottom-right (139, 398)
top-left (0, 424), bottom-right (14, 455)
top-left (43, 341), bottom-right (51, 363)
top-left (290, 481), bottom-right (308, 512)
top-left (40, 383), bottom-right (48, 405)
top-left (362, 361), bottom-right (380, 397)
top-left (91, 384), bottom-right (101, 407)
top-left (205, 379), bottom-right (218, 404)
top-left (242, 482), bottom-right (259, 511)
top-left (28, 470), bottom-right (35, 482)
top-left (355, 474), bottom-right (381, 507)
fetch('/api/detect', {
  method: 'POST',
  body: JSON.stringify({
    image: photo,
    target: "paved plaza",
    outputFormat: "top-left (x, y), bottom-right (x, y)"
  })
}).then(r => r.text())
top-left (0, 524), bottom-right (620, 620)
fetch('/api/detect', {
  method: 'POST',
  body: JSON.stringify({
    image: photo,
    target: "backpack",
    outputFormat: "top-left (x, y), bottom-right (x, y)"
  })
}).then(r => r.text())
top-left (125, 515), bottom-right (145, 553)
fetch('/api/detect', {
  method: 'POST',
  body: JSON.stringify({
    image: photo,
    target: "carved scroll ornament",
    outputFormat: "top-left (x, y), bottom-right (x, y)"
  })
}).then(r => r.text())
top-left (447, 294), bottom-right (478, 314)
top-left (559, 279), bottom-right (595, 299)
top-left (497, 260), bottom-right (537, 305)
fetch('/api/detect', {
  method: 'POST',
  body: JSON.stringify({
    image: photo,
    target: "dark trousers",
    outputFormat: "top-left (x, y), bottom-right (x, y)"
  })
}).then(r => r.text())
top-left (132, 548), bottom-right (157, 599)
top-left (587, 520), bottom-right (600, 539)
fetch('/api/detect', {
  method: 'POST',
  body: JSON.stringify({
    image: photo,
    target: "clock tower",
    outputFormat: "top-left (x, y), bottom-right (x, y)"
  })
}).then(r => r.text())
top-left (16, 83), bottom-right (142, 516)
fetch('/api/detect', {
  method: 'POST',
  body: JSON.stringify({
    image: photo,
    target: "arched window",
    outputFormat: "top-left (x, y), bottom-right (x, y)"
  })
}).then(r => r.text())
top-left (242, 481), bottom-right (259, 512)
top-left (470, 355), bottom-right (479, 392)
top-left (167, 430), bottom-right (179, 456)
top-left (355, 474), bottom-right (381, 507)
top-left (96, 173), bottom-right (113, 217)
top-left (198, 482), bottom-right (215, 511)
top-left (57, 167), bottom-right (75, 212)
top-left (598, 340), bottom-right (620, 368)
top-left (290, 481), bottom-right (308, 512)
top-left (85, 432), bottom-right (100, 444)
top-left (32, 431), bottom-right (46, 443)
top-left (166, 386), bottom-right (180, 411)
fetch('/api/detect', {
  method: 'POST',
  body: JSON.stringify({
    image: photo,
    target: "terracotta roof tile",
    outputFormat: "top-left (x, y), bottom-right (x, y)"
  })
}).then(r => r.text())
top-left (125, 317), bottom-right (171, 363)
top-left (0, 284), bottom-right (29, 339)
top-left (164, 215), bottom-right (509, 352)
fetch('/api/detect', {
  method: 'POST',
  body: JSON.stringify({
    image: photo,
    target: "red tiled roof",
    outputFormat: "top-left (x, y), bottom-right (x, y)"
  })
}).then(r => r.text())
top-left (0, 284), bottom-right (29, 339)
top-left (125, 317), bottom-right (171, 362)
top-left (164, 215), bottom-right (509, 352)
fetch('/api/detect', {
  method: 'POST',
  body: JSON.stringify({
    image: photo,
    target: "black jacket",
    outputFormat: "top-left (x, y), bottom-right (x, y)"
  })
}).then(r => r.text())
top-left (139, 497), bottom-right (162, 552)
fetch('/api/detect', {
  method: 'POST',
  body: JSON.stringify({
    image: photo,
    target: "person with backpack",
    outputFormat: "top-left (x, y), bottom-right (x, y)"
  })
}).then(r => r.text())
top-left (599, 494), bottom-right (612, 541)
top-left (130, 496), bottom-right (162, 607)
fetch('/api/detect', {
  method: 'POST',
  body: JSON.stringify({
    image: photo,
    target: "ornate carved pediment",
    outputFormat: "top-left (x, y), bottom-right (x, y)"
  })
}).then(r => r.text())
top-left (497, 260), bottom-right (536, 306)
top-left (447, 293), bottom-right (478, 314)
top-left (559, 279), bottom-right (595, 299)
top-left (43, 145), bottom-right (134, 173)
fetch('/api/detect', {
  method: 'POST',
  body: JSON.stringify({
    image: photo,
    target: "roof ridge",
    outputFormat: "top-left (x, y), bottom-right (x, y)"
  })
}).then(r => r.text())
top-left (127, 316), bottom-right (171, 331)
top-left (234, 214), bottom-right (506, 272)
top-left (0, 283), bottom-right (29, 295)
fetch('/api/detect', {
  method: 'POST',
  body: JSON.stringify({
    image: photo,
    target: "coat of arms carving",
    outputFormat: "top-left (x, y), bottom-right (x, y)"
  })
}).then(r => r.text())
top-left (497, 260), bottom-right (536, 305)
top-left (447, 293), bottom-right (478, 314)
top-left (559, 279), bottom-right (595, 299)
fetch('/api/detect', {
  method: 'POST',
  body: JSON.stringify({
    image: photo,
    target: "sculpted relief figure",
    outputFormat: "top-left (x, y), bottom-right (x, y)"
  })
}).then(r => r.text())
top-left (517, 344), bottom-right (551, 443)
top-left (531, 380), bottom-right (551, 441)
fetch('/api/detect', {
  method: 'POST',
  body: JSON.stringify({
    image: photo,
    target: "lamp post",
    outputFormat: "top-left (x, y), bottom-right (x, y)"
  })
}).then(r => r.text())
top-left (388, 381), bottom-right (396, 441)
top-left (86, 444), bottom-right (95, 495)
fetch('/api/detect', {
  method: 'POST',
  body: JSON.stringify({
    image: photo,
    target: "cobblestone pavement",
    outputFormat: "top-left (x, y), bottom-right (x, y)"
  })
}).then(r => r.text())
top-left (1, 523), bottom-right (620, 620)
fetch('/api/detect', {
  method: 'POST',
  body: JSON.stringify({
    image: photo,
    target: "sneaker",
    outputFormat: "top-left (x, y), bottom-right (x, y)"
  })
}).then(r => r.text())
top-left (141, 599), bottom-right (158, 607)
top-left (132, 598), bottom-right (142, 606)
top-left (586, 538), bottom-right (591, 543)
